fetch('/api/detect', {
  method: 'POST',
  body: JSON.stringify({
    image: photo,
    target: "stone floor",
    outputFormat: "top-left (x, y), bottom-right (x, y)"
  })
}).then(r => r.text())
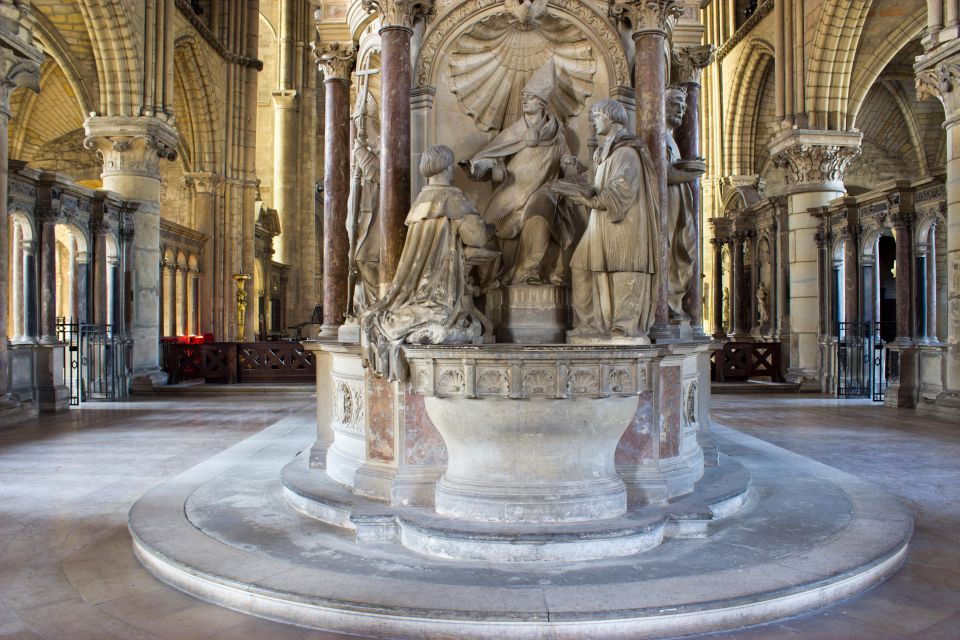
top-left (0, 393), bottom-right (957, 640)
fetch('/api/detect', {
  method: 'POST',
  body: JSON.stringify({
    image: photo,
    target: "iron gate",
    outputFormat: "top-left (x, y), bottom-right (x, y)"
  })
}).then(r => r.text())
top-left (836, 321), bottom-right (892, 402)
top-left (57, 319), bottom-right (130, 405)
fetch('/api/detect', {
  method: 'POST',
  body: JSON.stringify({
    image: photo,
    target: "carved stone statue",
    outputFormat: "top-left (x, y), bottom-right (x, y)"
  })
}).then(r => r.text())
top-left (555, 98), bottom-right (659, 341)
top-left (665, 86), bottom-right (701, 318)
top-left (464, 59), bottom-right (580, 286)
top-left (346, 128), bottom-right (380, 313)
top-left (757, 281), bottom-right (769, 326)
top-left (361, 145), bottom-right (496, 381)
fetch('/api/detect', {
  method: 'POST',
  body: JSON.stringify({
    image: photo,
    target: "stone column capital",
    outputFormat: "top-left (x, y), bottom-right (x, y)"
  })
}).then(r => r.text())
top-left (311, 40), bottom-right (356, 81)
top-left (671, 44), bottom-right (716, 86)
top-left (916, 49), bottom-right (960, 118)
top-left (270, 89), bottom-right (298, 111)
top-left (768, 130), bottom-right (862, 193)
top-left (184, 172), bottom-right (220, 195)
top-left (609, 0), bottom-right (684, 37)
top-left (361, 0), bottom-right (434, 32)
top-left (83, 116), bottom-right (179, 185)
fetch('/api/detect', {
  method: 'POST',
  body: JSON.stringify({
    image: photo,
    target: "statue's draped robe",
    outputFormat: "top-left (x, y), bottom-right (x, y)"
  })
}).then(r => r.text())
top-left (472, 112), bottom-right (575, 283)
top-left (666, 134), bottom-right (696, 316)
top-left (361, 185), bottom-right (488, 381)
top-left (348, 139), bottom-right (380, 311)
top-left (571, 131), bottom-right (659, 335)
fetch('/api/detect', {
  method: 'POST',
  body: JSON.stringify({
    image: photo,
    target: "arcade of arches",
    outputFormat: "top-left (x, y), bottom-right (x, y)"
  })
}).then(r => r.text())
top-left (0, 0), bottom-right (957, 421)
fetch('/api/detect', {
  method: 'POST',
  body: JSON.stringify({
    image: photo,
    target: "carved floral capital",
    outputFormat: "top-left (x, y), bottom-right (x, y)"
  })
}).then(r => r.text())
top-left (916, 54), bottom-right (960, 116)
top-left (83, 116), bottom-right (179, 182)
top-left (771, 143), bottom-right (861, 188)
top-left (312, 40), bottom-right (356, 81)
top-left (361, 0), bottom-right (434, 31)
top-left (609, 0), bottom-right (684, 36)
top-left (184, 172), bottom-right (221, 195)
top-left (672, 45), bottom-right (716, 86)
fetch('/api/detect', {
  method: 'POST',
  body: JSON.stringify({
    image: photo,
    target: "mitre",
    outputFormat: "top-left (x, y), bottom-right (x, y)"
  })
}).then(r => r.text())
top-left (522, 58), bottom-right (558, 103)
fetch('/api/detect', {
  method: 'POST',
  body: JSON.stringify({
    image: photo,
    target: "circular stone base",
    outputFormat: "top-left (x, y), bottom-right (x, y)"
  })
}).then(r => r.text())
top-left (128, 411), bottom-right (912, 640)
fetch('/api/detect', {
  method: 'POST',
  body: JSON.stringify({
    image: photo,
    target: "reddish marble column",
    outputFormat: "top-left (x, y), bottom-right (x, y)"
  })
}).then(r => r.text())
top-left (731, 233), bottom-right (746, 336)
top-left (322, 77), bottom-right (351, 329)
top-left (314, 41), bottom-right (356, 332)
top-left (38, 214), bottom-right (58, 344)
top-left (377, 26), bottom-right (413, 287)
top-left (672, 46), bottom-right (715, 335)
top-left (634, 30), bottom-right (669, 333)
top-left (892, 213), bottom-right (915, 343)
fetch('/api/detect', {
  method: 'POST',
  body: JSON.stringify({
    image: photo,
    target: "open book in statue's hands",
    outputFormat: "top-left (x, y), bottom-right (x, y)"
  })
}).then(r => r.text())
top-left (550, 180), bottom-right (593, 198)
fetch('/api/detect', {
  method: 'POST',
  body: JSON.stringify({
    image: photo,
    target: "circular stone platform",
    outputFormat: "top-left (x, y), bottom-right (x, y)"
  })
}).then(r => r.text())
top-left (128, 409), bottom-right (912, 640)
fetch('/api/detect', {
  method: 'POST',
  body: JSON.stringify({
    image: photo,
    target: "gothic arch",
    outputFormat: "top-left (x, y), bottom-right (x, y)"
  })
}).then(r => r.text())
top-left (31, 9), bottom-right (96, 117)
top-left (724, 39), bottom-right (774, 176)
top-left (805, 0), bottom-right (873, 130)
top-left (414, 0), bottom-right (630, 90)
top-left (76, 0), bottom-right (142, 116)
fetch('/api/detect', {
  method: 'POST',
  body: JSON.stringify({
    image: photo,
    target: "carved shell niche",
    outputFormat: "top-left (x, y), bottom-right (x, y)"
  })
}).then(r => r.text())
top-left (448, 6), bottom-right (597, 132)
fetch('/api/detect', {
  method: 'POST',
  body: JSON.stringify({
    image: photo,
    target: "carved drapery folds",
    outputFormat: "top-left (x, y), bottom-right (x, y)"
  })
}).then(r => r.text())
top-left (447, 6), bottom-right (596, 132)
top-left (313, 41), bottom-right (356, 81)
top-left (609, 0), bottom-right (684, 36)
top-left (83, 117), bottom-right (179, 181)
top-left (361, 0), bottom-right (434, 31)
top-left (672, 45), bottom-right (715, 87)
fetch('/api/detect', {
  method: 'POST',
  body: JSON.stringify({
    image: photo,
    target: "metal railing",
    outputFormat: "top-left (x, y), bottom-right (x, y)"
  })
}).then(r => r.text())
top-left (57, 319), bottom-right (130, 405)
top-left (836, 321), bottom-right (893, 402)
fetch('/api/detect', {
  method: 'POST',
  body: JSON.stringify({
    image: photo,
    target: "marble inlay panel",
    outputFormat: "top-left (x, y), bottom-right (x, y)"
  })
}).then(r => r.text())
top-left (615, 391), bottom-right (654, 465)
top-left (659, 365), bottom-right (682, 459)
top-left (366, 372), bottom-right (395, 462)
top-left (403, 392), bottom-right (448, 466)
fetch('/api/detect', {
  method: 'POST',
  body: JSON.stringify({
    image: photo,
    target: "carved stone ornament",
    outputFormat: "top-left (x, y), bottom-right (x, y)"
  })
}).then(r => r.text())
top-left (771, 144), bottom-right (861, 187)
top-left (83, 116), bottom-right (179, 180)
top-left (916, 57), bottom-right (960, 106)
top-left (683, 378), bottom-right (698, 432)
top-left (609, 0), bottom-right (684, 35)
top-left (333, 379), bottom-right (366, 434)
top-left (447, 4), bottom-right (596, 131)
top-left (672, 45), bottom-right (716, 86)
top-left (416, 0), bottom-right (629, 88)
top-left (312, 40), bottom-right (356, 80)
top-left (361, 0), bottom-right (434, 31)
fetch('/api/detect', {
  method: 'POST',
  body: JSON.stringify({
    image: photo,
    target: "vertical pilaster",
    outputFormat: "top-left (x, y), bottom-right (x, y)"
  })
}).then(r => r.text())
top-left (22, 240), bottom-right (36, 341)
top-left (710, 238), bottom-right (725, 339)
top-left (730, 232), bottom-right (748, 337)
top-left (184, 172), bottom-right (219, 335)
top-left (38, 213), bottom-right (57, 344)
top-left (892, 212), bottom-right (915, 344)
top-left (312, 41), bottom-right (355, 332)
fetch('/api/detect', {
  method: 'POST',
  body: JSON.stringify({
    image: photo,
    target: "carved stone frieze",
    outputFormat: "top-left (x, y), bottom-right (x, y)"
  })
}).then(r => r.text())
top-left (609, 0), bottom-right (684, 36)
top-left (312, 41), bottom-right (356, 80)
top-left (404, 346), bottom-right (661, 399)
top-left (362, 0), bottom-right (434, 31)
top-left (83, 116), bottom-right (179, 181)
top-left (671, 45), bottom-right (715, 86)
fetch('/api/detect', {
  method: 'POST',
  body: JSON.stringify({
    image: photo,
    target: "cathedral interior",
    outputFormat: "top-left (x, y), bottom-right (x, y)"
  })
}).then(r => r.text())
top-left (1, 0), bottom-right (960, 639)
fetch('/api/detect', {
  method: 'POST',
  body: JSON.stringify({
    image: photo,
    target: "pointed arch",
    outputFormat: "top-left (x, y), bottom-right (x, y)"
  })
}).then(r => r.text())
top-left (723, 38), bottom-right (774, 176)
top-left (805, 0), bottom-right (873, 130)
top-left (76, 0), bottom-right (142, 116)
top-left (173, 35), bottom-right (220, 173)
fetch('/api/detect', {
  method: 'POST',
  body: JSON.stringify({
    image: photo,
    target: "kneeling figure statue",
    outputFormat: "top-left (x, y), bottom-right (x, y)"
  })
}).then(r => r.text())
top-left (361, 145), bottom-right (496, 381)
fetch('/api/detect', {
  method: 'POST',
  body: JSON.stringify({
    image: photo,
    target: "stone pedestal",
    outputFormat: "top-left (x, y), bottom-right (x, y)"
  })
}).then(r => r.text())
top-left (33, 344), bottom-right (67, 412)
top-left (885, 345), bottom-right (919, 409)
top-left (486, 285), bottom-right (569, 343)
